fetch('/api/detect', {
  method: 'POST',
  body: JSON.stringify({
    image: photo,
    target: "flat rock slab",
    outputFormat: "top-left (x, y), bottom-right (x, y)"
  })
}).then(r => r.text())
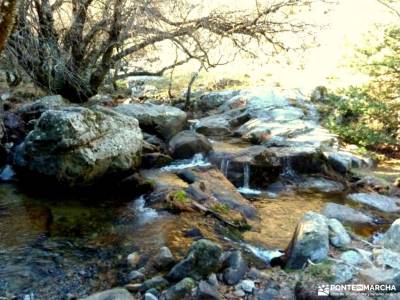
top-left (298, 177), bottom-right (345, 193)
top-left (188, 167), bottom-right (256, 219)
top-left (322, 203), bottom-right (375, 224)
top-left (347, 193), bottom-right (400, 213)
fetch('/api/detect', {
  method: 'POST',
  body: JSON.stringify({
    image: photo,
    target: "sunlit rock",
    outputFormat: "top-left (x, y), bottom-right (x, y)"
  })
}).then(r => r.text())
top-left (15, 106), bottom-right (143, 187)
top-left (114, 103), bottom-right (187, 140)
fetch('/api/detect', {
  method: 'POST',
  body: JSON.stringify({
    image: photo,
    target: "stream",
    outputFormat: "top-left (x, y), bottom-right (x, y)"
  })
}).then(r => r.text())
top-left (0, 89), bottom-right (397, 299)
top-left (0, 155), bottom-right (393, 299)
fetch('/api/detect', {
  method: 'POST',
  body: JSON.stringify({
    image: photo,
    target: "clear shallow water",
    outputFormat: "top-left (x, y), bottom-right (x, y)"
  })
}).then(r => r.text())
top-left (0, 180), bottom-right (233, 299)
top-left (0, 171), bottom-right (394, 299)
top-left (0, 184), bottom-right (202, 299)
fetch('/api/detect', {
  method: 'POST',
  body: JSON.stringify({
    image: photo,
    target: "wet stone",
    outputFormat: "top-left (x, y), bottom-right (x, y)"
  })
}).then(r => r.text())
top-left (340, 250), bottom-right (364, 266)
top-left (139, 276), bottom-right (169, 293)
top-left (239, 279), bottom-right (255, 293)
top-left (163, 277), bottom-right (196, 300)
top-left (153, 246), bottom-right (175, 270)
top-left (167, 239), bottom-right (222, 281)
top-left (328, 218), bottom-right (351, 248)
top-left (196, 280), bottom-right (220, 300)
top-left (128, 270), bottom-right (145, 282)
top-left (222, 250), bottom-right (248, 285)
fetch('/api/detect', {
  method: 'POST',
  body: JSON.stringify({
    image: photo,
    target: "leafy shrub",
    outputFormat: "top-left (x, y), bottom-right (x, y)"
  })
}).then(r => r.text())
top-left (318, 25), bottom-right (400, 149)
top-left (319, 88), bottom-right (399, 147)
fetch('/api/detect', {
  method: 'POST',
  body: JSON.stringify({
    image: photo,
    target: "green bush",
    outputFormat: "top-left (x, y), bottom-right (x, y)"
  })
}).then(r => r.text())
top-left (318, 25), bottom-right (400, 149)
top-left (320, 88), bottom-right (398, 147)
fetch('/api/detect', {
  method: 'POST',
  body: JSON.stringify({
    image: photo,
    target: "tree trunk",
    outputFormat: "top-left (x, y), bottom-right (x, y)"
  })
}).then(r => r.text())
top-left (0, 0), bottom-right (20, 53)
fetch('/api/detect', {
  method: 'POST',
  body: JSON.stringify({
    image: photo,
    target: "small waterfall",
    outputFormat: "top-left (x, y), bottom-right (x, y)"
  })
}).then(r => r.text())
top-left (295, 96), bottom-right (320, 123)
top-left (189, 119), bottom-right (199, 132)
top-left (243, 163), bottom-right (250, 189)
top-left (161, 153), bottom-right (211, 171)
top-left (238, 163), bottom-right (261, 195)
top-left (220, 158), bottom-right (230, 178)
top-left (133, 195), bottom-right (159, 224)
top-left (280, 157), bottom-right (297, 180)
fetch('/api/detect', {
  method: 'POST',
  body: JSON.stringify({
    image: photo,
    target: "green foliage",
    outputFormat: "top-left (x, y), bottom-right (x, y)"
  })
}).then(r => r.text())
top-left (170, 190), bottom-right (189, 203)
top-left (145, 179), bottom-right (157, 188)
top-left (305, 260), bottom-right (335, 283)
top-left (210, 203), bottom-right (231, 215)
top-left (319, 25), bottom-right (400, 148)
top-left (320, 88), bottom-right (398, 147)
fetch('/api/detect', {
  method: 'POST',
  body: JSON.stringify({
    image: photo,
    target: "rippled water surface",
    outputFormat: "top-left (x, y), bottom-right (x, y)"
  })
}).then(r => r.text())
top-left (0, 179), bottom-right (394, 299)
top-left (0, 184), bottom-right (212, 299)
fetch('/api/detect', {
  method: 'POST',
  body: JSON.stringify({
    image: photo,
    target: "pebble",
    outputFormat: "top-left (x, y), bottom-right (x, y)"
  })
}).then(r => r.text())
top-left (239, 279), bottom-right (255, 293)
top-left (128, 270), bottom-right (145, 282)
top-left (233, 289), bottom-right (246, 297)
top-left (154, 246), bottom-right (175, 270)
top-left (127, 252), bottom-right (141, 268)
top-left (144, 292), bottom-right (158, 300)
top-left (207, 273), bottom-right (219, 286)
top-left (124, 283), bottom-right (141, 292)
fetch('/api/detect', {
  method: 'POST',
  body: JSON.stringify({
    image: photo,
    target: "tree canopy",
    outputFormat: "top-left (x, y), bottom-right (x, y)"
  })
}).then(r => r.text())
top-left (5, 0), bottom-right (324, 102)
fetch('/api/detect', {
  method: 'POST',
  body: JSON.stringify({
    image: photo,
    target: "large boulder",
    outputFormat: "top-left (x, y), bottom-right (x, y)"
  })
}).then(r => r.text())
top-left (114, 103), bottom-right (187, 140)
top-left (195, 114), bottom-right (232, 137)
top-left (169, 130), bottom-right (212, 159)
top-left (285, 212), bottom-right (329, 269)
top-left (234, 118), bottom-right (271, 144)
top-left (14, 106), bottom-right (143, 187)
top-left (324, 151), bottom-right (372, 174)
top-left (167, 239), bottom-right (222, 281)
top-left (196, 90), bottom-right (241, 111)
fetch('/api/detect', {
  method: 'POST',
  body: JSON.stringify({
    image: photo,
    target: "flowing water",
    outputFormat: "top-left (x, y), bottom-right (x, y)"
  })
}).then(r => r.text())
top-left (237, 163), bottom-right (262, 196)
top-left (220, 158), bottom-right (230, 178)
top-left (161, 153), bottom-right (211, 172)
top-left (0, 152), bottom-right (397, 299)
top-left (0, 184), bottom-right (216, 299)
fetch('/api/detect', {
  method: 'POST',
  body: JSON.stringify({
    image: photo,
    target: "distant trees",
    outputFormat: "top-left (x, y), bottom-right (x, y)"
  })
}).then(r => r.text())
top-left (6, 0), bottom-right (324, 102)
top-left (0, 0), bottom-right (20, 53)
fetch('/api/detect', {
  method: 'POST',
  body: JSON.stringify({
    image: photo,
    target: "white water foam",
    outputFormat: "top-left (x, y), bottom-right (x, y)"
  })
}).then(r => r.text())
top-left (220, 159), bottom-right (230, 177)
top-left (237, 187), bottom-right (262, 195)
top-left (160, 153), bottom-right (211, 172)
top-left (134, 195), bottom-right (159, 224)
top-left (244, 244), bottom-right (284, 262)
top-left (238, 163), bottom-right (262, 195)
